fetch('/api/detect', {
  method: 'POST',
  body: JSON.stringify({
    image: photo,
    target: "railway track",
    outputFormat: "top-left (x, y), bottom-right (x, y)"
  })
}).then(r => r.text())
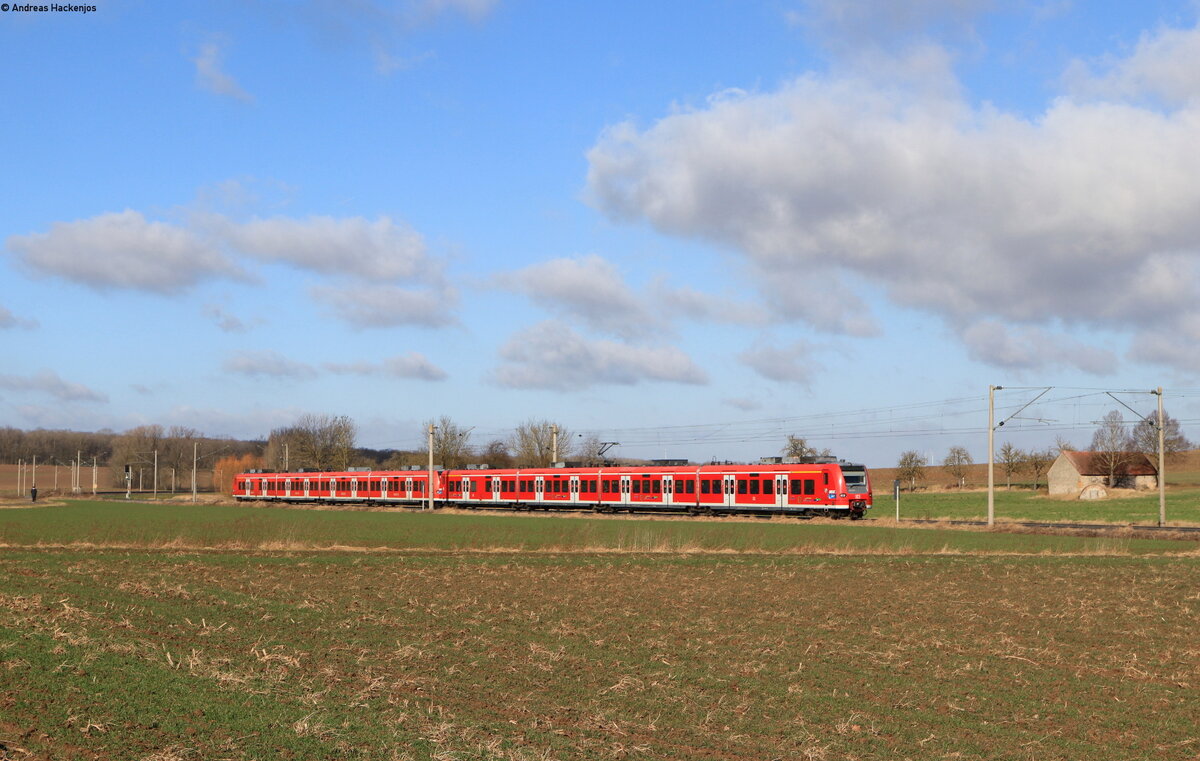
top-left (900, 518), bottom-right (1200, 534)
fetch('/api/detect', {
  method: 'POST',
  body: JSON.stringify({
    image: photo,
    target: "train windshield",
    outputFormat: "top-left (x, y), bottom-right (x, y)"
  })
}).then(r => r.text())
top-left (843, 467), bottom-right (869, 494)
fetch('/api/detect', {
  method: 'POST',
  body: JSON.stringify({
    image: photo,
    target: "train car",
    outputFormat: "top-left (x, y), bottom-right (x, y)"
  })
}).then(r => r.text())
top-left (233, 461), bottom-right (872, 518)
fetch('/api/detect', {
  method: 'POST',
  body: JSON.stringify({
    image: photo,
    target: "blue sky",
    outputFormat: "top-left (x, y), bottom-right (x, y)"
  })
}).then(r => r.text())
top-left (3, 0), bottom-right (1200, 467)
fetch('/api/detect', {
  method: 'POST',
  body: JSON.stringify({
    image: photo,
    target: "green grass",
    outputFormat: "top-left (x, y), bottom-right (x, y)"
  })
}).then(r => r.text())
top-left (0, 499), bottom-right (1196, 555)
top-left (2, 551), bottom-right (1198, 760)
top-left (879, 485), bottom-right (1200, 524)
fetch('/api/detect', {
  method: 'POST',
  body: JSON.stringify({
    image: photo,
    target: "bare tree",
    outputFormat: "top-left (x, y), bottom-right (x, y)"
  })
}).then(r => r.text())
top-left (782, 435), bottom-right (832, 460)
top-left (1026, 448), bottom-right (1055, 492)
top-left (285, 414), bottom-right (357, 471)
top-left (1089, 410), bottom-right (1132, 486)
top-left (896, 450), bottom-right (927, 492)
top-left (943, 446), bottom-right (974, 488)
top-left (1055, 436), bottom-right (1075, 453)
top-left (998, 442), bottom-right (1025, 490)
top-left (479, 439), bottom-right (513, 469)
top-left (510, 420), bottom-right (571, 466)
top-left (425, 416), bottom-right (473, 468)
top-left (1129, 410), bottom-right (1192, 464)
top-left (109, 425), bottom-right (164, 484)
top-left (575, 434), bottom-right (607, 466)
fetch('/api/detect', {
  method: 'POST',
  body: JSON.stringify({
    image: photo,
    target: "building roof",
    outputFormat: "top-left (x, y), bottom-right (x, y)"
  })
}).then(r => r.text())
top-left (1059, 451), bottom-right (1158, 476)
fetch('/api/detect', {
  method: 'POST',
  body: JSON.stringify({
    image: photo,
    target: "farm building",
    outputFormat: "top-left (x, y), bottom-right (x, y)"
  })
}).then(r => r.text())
top-left (1047, 451), bottom-right (1157, 498)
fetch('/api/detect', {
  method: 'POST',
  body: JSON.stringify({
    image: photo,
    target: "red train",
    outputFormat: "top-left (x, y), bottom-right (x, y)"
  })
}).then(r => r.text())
top-left (233, 461), bottom-right (873, 519)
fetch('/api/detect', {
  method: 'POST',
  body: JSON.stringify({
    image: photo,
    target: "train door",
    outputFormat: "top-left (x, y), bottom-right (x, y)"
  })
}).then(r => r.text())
top-left (723, 475), bottom-right (735, 509)
top-left (381, 477), bottom-right (389, 500)
top-left (776, 474), bottom-right (787, 510)
top-left (303, 479), bottom-right (310, 498)
top-left (535, 476), bottom-right (544, 505)
top-left (491, 476), bottom-right (500, 502)
top-left (569, 475), bottom-right (580, 505)
top-left (351, 478), bottom-right (358, 499)
top-left (260, 478), bottom-right (268, 498)
top-left (620, 475), bottom-right (631, 507)
top-left (663, 475), bottom-right (674, 506)
top-left (405, 477), bottom-right (413, 499)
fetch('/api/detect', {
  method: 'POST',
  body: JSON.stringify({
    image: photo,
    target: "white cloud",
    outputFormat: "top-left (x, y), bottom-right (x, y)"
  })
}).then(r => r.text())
top-left (739, 341), bottom-right (821, 385)
top-left (586, 32), bottom-right (1200, 374)
top-left (325, 353), bottom-right (448, 381)
top-left (0, 305), bottom-right (37, 330)
top-left (217, 215), bottom-right (438, 282)
top-left (0, 370), bottom-right (107, 402)
top-left (1065, 24), bottom-right (1200, 106)
top-left (7, 210), bottom-right (245, 293)
top-left (498, 255), bottom-right (661, 339)
top-left (6, 208), bottom-right (460, 330)
top-left (193, 39), bottom-right (254, 103)
top-left (493, 321), bottom-right (708, 391)
top-left (203, 305), bottom-right (250, 333)
top-left (312, 284), bottom-right (457, 328)
top-left (223, 350), bottom-right (318, 379)
top-left (651, 279), bottom-right (767, 325)
top-left (959, 321), bottom-right (1116, 375)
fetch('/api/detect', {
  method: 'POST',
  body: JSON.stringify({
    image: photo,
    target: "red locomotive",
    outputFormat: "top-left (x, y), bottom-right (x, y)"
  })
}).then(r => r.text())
top-left (233, 460), bottom-right (873, 519)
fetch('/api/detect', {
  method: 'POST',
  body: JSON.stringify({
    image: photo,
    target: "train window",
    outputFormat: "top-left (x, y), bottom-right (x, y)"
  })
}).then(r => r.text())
top-left (686, 481), bottom-right (694, 494)
top-left (737, 479), bottom-right (747, 494)
top-left (805, 479), bottom-right (816, 495)
top-left (652, 480), bottom-right (661, 494)
top-left (824, 472), bottom-right (829, 485)
top-left (700, 480), bottom-right (710, 494)
top-left (763, 479), bottom-right (772, 495)
top-left (632, 480), bottom-right (641, 494)
top-left (749, 480), bottom-right (759, 495)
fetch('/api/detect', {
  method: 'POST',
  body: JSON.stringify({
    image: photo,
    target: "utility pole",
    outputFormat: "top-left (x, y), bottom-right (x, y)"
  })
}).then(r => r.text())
top-left (17, 458), bottom-right (23, 497)
top-left (191, 442), bottom-right (198, 503)
top-left (284, 442), bottom-right (289, 472)
top-left (427, 423), bottom-right (435, 511)
top-left (987, 385), bottom-right (999, 527)
top-left (153, 450), bottom-right (158, 501)
top-left (92, 457), bottom-right (97, 496)
top-left (1155, 387), bottom-right (1166, 527)
top-left (551, 424), bottom-right (559, 465)
top-left (31, 456), bottom-right (36, 495)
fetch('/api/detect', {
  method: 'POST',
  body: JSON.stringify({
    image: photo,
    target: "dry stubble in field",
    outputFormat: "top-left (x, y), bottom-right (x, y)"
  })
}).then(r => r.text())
top-left (1, 551), bottom-right (1198, 760)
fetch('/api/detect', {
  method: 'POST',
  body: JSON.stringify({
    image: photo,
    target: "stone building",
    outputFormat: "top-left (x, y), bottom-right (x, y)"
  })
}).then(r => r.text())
top-left (1047, 451), bottom-right (1158, 498)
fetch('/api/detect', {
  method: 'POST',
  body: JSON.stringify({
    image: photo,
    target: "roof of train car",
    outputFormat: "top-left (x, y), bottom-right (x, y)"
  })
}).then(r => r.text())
top-left (238, 462), bottom-right (865, 478)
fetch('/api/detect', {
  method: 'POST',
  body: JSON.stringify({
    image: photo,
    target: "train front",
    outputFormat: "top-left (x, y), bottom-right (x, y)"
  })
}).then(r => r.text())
top-left (842, 464), bottom-right (872, 519)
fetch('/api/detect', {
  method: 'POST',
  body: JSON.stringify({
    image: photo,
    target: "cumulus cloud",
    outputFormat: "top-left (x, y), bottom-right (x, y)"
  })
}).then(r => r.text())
top-left (7, 211), bottom-right (245, 293)
top-left (6, 208), bottom-right (460, 328)
top-left (1065, 24), bottom-right (1200, 106)
top-left (498, 255), bottom-right (661, 339)
top-left (739, 341), bottom-right (821, 385)
top-left (193, 39), bottom-right (254, 103)
top-left (203, 305), bottom-right (250, 333)
top-left (216, 215), bottom-right (438, 282)
top-left (493, 321), bottom-right (708, 391)
top-left (324, 353), bottom-right (448, 381)
top-left (959, 321), bottom-right (1117, 375)
top-left (312, 284), bottom-right (457, 328)
top-left (223, 350), bottom-right (318, 379)
top-left (586, 22), bottom-right (1200, 374)
top-left (0, 305), bottom-right (37, 330)
top-left (651, 280), bottom-right (767, 325)
top-left (0, 370), bottom-right (107, 402)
